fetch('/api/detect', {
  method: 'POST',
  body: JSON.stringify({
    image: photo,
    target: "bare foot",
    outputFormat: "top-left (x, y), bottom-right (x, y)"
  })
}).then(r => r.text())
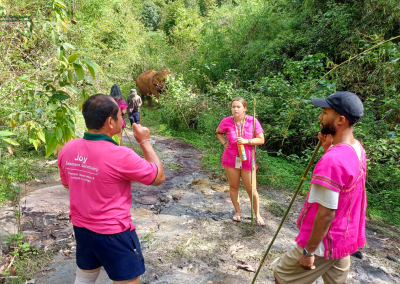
top-left (256, 216), bottom-right (265, 226)
top-left (233, 212), bottom-right (241, 222)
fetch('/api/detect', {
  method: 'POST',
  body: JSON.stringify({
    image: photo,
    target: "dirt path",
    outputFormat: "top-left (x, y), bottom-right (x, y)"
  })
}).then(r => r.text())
top-left (1, 129), bottom-right (399, 283)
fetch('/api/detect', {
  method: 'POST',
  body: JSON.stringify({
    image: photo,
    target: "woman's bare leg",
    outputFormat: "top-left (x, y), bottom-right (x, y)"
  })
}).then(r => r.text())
top-left (224, 167), bottom-right (242, 219)
top-left (240, 169), bottom-right (264, 225)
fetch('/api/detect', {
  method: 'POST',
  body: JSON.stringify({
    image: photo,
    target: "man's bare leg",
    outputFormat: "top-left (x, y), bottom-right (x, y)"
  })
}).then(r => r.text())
top-left (75, 267), bottom-right (101, 284)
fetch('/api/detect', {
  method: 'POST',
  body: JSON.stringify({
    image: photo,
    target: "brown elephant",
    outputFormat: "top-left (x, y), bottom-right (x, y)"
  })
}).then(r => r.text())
top-left (136, 70), bottom-right (169, 107)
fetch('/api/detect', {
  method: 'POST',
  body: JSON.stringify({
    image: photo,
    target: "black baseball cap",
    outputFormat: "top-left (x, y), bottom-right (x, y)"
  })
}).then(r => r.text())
top-left (311, 91), bottom-right (364, 122)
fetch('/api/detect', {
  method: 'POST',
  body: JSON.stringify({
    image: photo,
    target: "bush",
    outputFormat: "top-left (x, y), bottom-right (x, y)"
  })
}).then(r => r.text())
top-left (157, 76), bottom-right (209, 129)
top-left (141, 1), bottom-right (161, 30)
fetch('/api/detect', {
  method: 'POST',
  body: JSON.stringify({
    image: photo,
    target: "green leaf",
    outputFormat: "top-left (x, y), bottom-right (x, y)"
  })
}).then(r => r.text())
top-left (67, 70), bottom-right (73, 84)
top-left (35, 107), bottom-right (45, 115)
top-left (19, 113), bottom-right (24, 123)
top-left (49, 103), bottom-right (59, 111)
top-left (1, 138), bottom-right (20, 146)
top-left (0, 131), bottom-right (15, 137)
top-left (29, 137), bottom-right (39, 151)
top-left (63, 127), bottom-right (72, 141)
top-left (86, 64), bottom-right (95, 79)
top-left (62, 43), bottom-right (75, 51)
top-left (51, 93), bottom-right (70, 101)
top-left (37, 129), bottom-right (45, 142)
top-left (68, 54), bottom-right (78, 63)
top-left (54, 0), bottom-right (67, 9)
top-left (66, 85), bottom-right (79, 94)
top-left (73, 63), bottom-right (84, 80)
top-left (45, 130), bottom-right (58, 157)
top-left (81, 58), bottom-right (98, 72)
top-left (56, 127), bottom-right (63, 140)
top-left (57, 46), bottom-right (64, 60)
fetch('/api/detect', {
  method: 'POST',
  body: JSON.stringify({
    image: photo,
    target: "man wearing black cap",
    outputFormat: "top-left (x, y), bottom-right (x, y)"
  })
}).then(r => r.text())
top-left (274, 91), bottom-right (367, 284)
top-left (127, 89), bottom-right (142, 125)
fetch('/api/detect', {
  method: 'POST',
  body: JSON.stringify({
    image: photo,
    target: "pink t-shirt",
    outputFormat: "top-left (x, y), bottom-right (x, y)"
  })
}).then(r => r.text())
top-left (116, 98), bottom-right (128, 128)
top-left (57, 133), bottom-right (158, 234)
top-left (218, 115), bottom-right (263, 171)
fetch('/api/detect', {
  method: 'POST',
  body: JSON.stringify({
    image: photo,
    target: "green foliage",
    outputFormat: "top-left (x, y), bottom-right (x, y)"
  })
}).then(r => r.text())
top-left (141, 1), bottom-right (161, 30)
top-left (1, 0), bottom-right (399, 227)
top-left (157, 76), bottom-right (209, 129)
top-left (0, 131), bottom-right (19, 148)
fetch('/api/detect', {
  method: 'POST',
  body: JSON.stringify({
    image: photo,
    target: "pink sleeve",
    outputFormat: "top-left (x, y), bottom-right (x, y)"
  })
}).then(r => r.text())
top-left (254, 118), bottom-right (263, 135)
top-left (218, 117), bottom-right (229, 133)
top-left (119, 104), bottom-right (128, 111)
top-left (119, 149), bottom-right (158, 185)
top-left (311, 155), bottom-right (349, 193)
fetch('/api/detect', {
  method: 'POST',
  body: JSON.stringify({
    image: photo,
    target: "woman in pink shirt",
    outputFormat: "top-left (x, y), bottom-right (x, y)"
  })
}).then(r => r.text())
top-left (215, 97), bottom-right (265, 225)
top-left (110, 84), bottom-right (128, 144)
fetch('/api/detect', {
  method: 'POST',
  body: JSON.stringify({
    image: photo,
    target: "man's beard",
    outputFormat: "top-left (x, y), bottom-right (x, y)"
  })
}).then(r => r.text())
top-left (320, 121), bottom-right (337, 135)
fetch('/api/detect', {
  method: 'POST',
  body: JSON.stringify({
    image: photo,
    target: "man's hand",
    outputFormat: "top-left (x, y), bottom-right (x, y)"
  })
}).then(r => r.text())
top-left (131, 123), bottom-right (165, 186)
top-left (318, 132), bottom-right (333, 152)
top-left (132, 123), bottom-right (150, 143)
top-left (298, 255), bottom-right (316, 270)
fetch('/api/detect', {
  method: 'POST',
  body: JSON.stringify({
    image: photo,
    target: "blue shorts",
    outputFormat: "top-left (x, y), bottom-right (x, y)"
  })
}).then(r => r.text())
top-left (73, 226), bottom-right (145, 281)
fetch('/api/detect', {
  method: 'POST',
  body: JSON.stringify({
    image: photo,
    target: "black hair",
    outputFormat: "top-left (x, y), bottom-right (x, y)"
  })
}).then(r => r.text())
top-left (349, 120), bottom-right (357, 127)
top-left (110, 84), bottom-right (122, 99)
top-left (82, 94), bottom-right (119, 130)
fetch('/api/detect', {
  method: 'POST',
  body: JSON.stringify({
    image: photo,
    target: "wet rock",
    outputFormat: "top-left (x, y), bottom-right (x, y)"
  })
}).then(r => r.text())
top-left (172, 195), bottom-right (182, 201)
top-left (351, 251), bottom-right (363, 259)
top-left (387, 254), bottom-right (400, 264)
top-left (356, 264), bottom-right (394, 282)
top-left (51, 227), bottom-right (73, 239)
top-left (136, 194), bottom-right (158, 205)
top-left (159, 194), bottom-right (172, 203)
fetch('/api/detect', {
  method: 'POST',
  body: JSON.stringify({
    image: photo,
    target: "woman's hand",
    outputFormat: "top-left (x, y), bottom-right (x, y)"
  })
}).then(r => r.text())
top-left (236, 137), bottom-right (246, 145)
top-left (223, 141), bottom-right (229, 148)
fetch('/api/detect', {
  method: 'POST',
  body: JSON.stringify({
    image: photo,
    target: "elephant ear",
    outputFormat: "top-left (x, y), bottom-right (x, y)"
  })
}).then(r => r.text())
top-left (152, 73), bottom-right (159, 85)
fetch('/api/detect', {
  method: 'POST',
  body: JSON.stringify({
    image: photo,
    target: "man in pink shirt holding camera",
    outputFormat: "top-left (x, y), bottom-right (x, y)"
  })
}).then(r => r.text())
top-left (58, 94), bottom-right (165, 284)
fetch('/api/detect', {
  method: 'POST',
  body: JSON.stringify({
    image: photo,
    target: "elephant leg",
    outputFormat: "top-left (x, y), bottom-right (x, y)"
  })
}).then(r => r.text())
top-left (147, 95), bottom-right (154, 107)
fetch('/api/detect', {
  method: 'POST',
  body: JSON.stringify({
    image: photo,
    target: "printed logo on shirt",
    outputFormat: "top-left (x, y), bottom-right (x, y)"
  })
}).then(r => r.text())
top-left (75, 153), bottom-right (88, 163)
top-left (66, 153), bottom-right (99, 183)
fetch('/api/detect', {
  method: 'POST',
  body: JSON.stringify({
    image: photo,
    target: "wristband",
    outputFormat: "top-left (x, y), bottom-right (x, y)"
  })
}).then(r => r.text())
top-left (139, 139), bottom-right (151, 145)
top-left (303, 248), bottom-right (314, 257)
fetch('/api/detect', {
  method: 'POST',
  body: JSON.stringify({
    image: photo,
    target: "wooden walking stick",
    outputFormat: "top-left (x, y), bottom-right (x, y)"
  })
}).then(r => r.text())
top-left (251, 141), bottom-right (322, 283)
top-left (250, 98), bottom-right (256, 225)
top-left (138, 99), bottom-right (141, 124)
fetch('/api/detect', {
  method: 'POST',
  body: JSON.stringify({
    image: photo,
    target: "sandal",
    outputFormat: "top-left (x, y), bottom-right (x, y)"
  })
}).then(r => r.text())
top-left (256, 216), bottom-right (265, 226)
top-left (233, 212), bottom-right (241, 222)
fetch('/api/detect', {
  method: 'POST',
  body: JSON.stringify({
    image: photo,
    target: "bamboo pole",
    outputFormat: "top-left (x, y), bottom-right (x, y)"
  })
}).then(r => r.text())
top-left (250, 98), bottom-right (256, 225)
top-left (251, 141), bottom-right (322, 284)
top-left (123, 128), bottom-right (135, 148)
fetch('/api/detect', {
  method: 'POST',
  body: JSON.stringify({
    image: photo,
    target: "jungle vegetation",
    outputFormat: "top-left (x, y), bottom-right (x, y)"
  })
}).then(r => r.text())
top-left (1, 0), bottom-right (399, 227)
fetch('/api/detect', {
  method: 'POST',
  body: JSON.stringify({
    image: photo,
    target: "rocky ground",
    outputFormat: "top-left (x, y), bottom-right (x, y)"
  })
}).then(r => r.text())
top-left (1, 128), bottom-right (399, 283)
